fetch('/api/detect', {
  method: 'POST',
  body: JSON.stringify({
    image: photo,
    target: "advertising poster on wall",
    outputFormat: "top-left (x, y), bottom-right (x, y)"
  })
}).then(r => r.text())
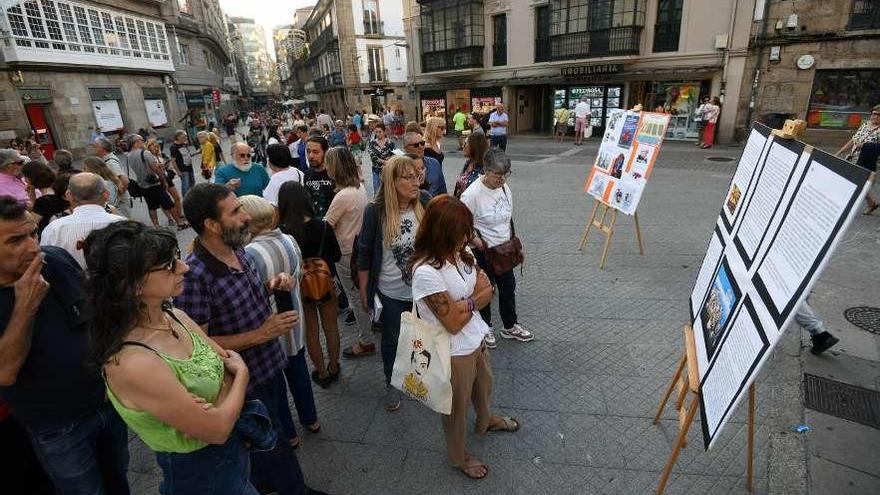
top-left (584, 110), bottom-right (671, 215)
top-left (688, 124), bottom-right (872, 449)
top-left (91, 100), bottom-right (124, 132)
top-left (145, 99), bottom-right (168, 128)
top-left (421, 98), bottom-right (446, 122)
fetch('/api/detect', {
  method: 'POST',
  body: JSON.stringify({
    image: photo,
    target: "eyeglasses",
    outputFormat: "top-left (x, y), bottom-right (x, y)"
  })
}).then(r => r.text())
top-left (236, 153), bottom-right (252, 158)
top-left (487, 171), bottom-right (512, 179)
top-left (398, 174), bottom-right (421, 183)
top-left (407, 141), bottom-right (426, 148)
top-left (148, 248), bottom-right (181, 273)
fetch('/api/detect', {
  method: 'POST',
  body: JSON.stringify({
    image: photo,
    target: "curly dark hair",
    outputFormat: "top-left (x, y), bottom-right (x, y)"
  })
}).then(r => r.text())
top-left (82, 221), bottom-right (179, 365)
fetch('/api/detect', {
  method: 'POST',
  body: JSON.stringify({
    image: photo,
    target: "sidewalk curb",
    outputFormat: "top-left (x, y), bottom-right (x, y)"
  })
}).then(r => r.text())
top-left (767, 330), bottom-right (810, 494)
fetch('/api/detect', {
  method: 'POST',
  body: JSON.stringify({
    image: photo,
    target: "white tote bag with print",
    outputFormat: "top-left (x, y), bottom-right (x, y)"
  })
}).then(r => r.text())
top-left (391, 307), bottom-right (453, 414)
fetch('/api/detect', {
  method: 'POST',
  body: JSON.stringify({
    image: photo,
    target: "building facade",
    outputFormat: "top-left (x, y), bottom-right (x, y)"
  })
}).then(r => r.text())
top-left (230, 16), bottom-right (276, 99)
top-left (297, 0), bottom-right (414, 117)
top-left (0, 0), bottom-right (179, 158)
top-left (734, 0), bottom-right (880, 147)
top-left (405, 0), bottom-right (755, 143)
top-left (274, 24), bottom-right (293, 97)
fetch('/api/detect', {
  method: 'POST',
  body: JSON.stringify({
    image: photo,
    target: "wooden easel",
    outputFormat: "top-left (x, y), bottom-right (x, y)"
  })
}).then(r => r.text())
top-left (577, 198), bottom-right (644, 269)
top-left (653, 326), bottom-right (756, 495)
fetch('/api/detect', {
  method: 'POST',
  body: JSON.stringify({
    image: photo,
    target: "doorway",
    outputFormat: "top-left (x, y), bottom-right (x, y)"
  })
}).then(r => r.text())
top-left (24, 104), bottom-right (57, 160)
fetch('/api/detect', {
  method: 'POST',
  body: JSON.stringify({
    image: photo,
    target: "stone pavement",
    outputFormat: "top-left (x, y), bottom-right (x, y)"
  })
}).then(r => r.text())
top-left (122, 134), bottom-right (880, 494)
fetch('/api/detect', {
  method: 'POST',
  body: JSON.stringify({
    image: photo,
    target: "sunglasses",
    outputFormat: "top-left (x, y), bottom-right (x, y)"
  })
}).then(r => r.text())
top-left (148, 248), bottom-right (182, 273)
top-left (236, 153), bottom-right (252, 158)
top-left (407, 141), bottom-right (426, 147)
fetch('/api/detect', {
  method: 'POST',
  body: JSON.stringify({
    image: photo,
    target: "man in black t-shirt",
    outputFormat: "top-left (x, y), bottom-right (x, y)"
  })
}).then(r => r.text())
top-left (169, 130), bottom-right (194, 197)
top-left (303, 137), bottom-right (335, 220)
top-left (0, 197), bottom-right (130, 494)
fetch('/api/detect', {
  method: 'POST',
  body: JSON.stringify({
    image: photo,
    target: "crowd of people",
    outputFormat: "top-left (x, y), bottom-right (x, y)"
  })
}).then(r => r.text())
top-left (0, 103), bottom-right (532, 494)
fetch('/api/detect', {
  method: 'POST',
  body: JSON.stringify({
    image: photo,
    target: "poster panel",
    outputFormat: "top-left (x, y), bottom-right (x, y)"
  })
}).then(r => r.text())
top-left (92, 100), bottom-right (124, 131)
top-left (145, 99), bottom-right (168, 127)
top-left (720, 125), bottom-right (773, 231)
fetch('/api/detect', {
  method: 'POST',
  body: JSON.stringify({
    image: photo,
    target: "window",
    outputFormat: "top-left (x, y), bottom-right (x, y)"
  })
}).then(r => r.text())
top-left (492, 14), bottom-right (506, 66)
top-left (419, 0), bottom-right (485, 72)
top-left (179, 43), bottom-right (189, 65)
top-left (653, 0), bottom-right (683, 52)
top-left (363, 0), bottom-right (382, 35)
top-left (367, 46), bottom-right (384, 81)
top-left (178, 0), bottom-right (191, 15)
top-left (545, 0), bottom-right (644, 61)
top-left (535, 5), bottom-right (550, 62)
top-left (807, 69), bottom-right (880, 129)
top-left (849, 0), bottom-right (880, 30)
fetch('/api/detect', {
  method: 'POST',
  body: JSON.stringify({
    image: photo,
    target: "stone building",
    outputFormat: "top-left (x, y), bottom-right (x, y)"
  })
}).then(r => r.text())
top-left (298, 0), bottom-right (414, 118)
top-left (404, 0), bottom-right (755, 143)
top-left (0, 0), bottom-right (179, 158)
top-left (230, 16), bottom-right (277, 100)
top-left (734, 0), bottom-right (880, 147)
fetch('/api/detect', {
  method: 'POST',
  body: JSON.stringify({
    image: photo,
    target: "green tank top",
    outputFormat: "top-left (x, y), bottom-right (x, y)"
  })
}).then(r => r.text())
top-left (106, 319), bottom-right (225, 453)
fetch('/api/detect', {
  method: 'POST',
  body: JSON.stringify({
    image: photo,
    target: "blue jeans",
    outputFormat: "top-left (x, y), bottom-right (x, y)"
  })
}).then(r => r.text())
top-left (279, 348), bottom-right (318, 439)
top-left (372, 168), bottom-right (382, 195)
top-left (474, 249), bottom-right (518, 330)
top-left (378, 292), bottom-right (413, 384)
top-left (490, 135), bottom-right (508, 151)
top-left (247, 372), bottom-right (306, 495)
top-left (27, 402), bottom-right (130, 495)
top-left (0, 415), bottom-right (54, 494)
top-left (179, 170), bottom-right (195, 197)
top-left (155, 434), bottom-right (257, 495)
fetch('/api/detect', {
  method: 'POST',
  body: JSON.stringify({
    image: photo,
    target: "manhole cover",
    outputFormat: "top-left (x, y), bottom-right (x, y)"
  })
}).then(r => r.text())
top-left (844, 306), bottom-right (880, 334)
top-left (706, 156), bottom-right (736, 162)
top-left (804, 374), bottom-right (880, 429)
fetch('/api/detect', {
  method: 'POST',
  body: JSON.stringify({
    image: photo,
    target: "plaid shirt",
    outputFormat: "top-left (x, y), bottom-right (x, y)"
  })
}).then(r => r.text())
top-left (174, 239), bottom-right (285, 392)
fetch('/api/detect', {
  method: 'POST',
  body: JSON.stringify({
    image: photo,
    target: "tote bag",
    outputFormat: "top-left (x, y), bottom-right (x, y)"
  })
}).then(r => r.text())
top-left (391, 306), bottom-right (453, 414)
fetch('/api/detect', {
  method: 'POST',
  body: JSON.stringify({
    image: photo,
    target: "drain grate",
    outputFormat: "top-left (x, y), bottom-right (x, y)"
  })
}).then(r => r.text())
top-left (803, 374), bottom-right (880, 429)
top-left (844, 306), bottom-right (880, 334)
top-left (706, 156), bottom-right (736, 162)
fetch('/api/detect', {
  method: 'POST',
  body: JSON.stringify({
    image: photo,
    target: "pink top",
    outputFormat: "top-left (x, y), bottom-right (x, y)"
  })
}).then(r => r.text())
top-left (0, 173), bottom-right (31, 206)
top-left (324, 184), bottom-right (368, 256)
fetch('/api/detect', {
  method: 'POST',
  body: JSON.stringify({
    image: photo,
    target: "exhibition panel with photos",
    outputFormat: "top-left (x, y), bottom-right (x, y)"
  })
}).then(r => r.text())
top-left (688, 123), bottom-right (873, 449)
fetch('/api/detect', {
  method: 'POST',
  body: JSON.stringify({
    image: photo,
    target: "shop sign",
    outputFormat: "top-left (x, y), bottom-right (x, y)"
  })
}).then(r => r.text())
top-left (569, 86), bottom-right (604, 99)
top-left (562, 64), bottom-right (623, 79)
top-left (19, 88), bottom-right (51, 102)
top-left (471, 96), bottom-right (502, 114)
top-left (91, 100), bottom-right (124, 131)
top-left (144, 99), bottom-right (168, 128)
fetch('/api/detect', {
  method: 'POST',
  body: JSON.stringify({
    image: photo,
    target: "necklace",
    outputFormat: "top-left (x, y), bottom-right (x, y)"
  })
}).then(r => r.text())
top-left (141, 317), bottom-right (180, 339)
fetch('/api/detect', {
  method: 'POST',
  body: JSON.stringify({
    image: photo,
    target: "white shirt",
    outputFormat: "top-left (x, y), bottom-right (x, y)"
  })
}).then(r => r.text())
top-left (39, 204), bottom-right (126, 269)
top-left (263, 166), bottom-right (304, 206)
top-left (412, 256), bottom-right (489, 357)
top-left (378, 209), bottom-right (417, 300)
top-left (288, 139), bottom-right (301, 159)
top-left (460, 179), bottom-right (512, 248)
top-left (574, 101), bottom-right (591, 119)
top-left (488, 112), bottom-right (508, 136)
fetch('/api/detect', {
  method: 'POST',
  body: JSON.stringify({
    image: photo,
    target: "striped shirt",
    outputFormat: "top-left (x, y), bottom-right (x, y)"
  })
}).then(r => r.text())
top-left (245, 229), bottom-right (306, 355)
top-left (39, 204), bottom-right (126, 269)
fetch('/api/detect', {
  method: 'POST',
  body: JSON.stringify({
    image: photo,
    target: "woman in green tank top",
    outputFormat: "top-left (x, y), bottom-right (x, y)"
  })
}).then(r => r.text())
top-left (83, 221), bottom-right (255, 495)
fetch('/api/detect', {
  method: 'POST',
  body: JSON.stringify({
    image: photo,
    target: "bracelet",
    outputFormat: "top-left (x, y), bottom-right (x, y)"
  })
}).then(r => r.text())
top-left (467, 297), bottom-right (475, 312)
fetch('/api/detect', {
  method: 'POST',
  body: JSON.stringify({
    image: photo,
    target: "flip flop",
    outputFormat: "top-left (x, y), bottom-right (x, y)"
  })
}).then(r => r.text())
top-left (457, 459), bottom-right (489, 480)
top-left (487, 415), bottom-right (520, 432)
top-left (306, 421), bottom-right (321, 433)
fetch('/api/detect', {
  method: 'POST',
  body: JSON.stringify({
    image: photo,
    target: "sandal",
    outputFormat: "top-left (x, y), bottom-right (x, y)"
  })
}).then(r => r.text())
top-left (306, 421), bottom-right (321, 433)
top-left (311, 370), bottom-right (331, 388)
top-left (342, 342), bottom-right (376, 358)
top-left (487, 415), bottom-right (520, 433)
top-left (457, 459), bottom-right (489, 480)
top-left (863, 200), bottom-right (879, 216)
top-left (289, 436), bottom-right (301, 449)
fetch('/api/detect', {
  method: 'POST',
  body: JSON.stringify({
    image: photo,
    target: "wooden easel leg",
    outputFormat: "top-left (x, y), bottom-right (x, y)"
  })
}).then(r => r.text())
top-left (656, 395), bottom-right (700, 495)
top-left (599, 210), bottom-right (618, 270)
top-left (578, 200), bottom-right (600, 251)
top-left (747, 383), bottom-right (755, 493)
top-left (634, 211), bottom-right (645, 255)
top-left (653, 354), bottom-right (686, 424)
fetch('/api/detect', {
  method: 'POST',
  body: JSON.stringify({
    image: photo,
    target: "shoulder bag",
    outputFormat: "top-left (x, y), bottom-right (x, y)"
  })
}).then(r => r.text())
top-left (485, 186), bottom-right (524, 275)
top-left (301, 222), bottom-right (334, 303)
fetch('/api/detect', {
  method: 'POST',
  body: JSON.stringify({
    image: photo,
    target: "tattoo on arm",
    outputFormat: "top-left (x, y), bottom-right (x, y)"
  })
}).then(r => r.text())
top-left (424, 292), bottom-right (451, 317)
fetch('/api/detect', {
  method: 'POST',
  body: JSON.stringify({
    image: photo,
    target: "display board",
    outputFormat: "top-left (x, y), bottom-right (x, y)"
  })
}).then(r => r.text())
top-left (583, 110), bottom-right (671, 215)
top-left (689, 123), bottom-right (873, 449)
top-left (145, 99), bottom-right (168, 128)
top-left (91, 100), bottom-right (124, 132)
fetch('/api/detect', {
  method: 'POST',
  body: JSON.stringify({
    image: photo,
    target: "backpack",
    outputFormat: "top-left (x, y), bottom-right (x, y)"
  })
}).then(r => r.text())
top-left (301, 222), bottom-right (334, 303)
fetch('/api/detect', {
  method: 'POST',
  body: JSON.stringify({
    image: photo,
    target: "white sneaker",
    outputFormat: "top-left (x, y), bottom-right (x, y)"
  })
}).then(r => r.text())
top-left (484, 330), bottom-right (497, 349)
top-left (501, 324), bottom-right (534, 342)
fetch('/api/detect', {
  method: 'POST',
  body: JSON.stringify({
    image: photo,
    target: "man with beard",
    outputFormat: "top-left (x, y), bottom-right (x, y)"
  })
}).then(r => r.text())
top-left (174, 183), bottom-right (327, 495)
top-left (303, 137), bottom-right (335, 220)
top-left (214, 142), bottom-right (270, 197)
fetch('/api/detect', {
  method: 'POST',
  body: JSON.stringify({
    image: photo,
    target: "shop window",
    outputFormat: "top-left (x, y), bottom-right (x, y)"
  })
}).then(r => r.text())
top-left (546, 0), bottom-right (644, 61)
top-left (848, 0), bottom-right (880, 30)
top-left (419, 0), bottom-right (485, 73)
top-left (807, 69), bottom-right (880, 129)
top-left (652, 0), bottom-right (682, 53)
top-left (493, 14), bottom-right (507, 66)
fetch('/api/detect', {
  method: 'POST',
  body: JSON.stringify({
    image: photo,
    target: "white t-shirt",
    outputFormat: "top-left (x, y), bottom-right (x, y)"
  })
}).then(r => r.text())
top-left (413, 257), bottom-right (489, 356)
top-left (263, 167), bottom-right (304, 206)
top-left (460, 179), bottom-right (512, 248)
top-left (574, 101), bottom-right (591, 119)
top-left (488, 112), bottom-right (508, 136)
top-left (378, 209), bottom-right (417, 301)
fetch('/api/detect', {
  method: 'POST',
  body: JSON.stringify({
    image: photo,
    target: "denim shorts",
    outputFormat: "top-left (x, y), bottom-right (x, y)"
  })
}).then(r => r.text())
top-left (155, 433), bottom-right (258, 495)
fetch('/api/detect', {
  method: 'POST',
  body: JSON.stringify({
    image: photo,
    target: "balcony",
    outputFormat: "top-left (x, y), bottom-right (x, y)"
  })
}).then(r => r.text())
top-left (314, 72), bottom-right (343, 90)
top-left (364, 20), bottom-right (384, 37)
top-left (421, 46), bottom-right (483, 73)
top-left (367, 67), bottom-right (388, 83)
top-left (3, 0), bottom-right (175, 72)
top-left (848, 0), bottom-right (880, 30)
top-left (535, 26), bottom-right (642, 62)
top-left (308, 26), bottom-right (336, 57)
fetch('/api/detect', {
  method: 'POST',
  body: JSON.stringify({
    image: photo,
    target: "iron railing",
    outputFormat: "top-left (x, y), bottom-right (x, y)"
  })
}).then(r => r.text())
top-left (308, 26), bottom-right (336, 57)
top-left (367, 67), bottom-right (388, 82)
top-left (314, 72), bottom-right (343, 90)
top-left (421, 46), bottom-right (483, 72)
top-left (364, 19), bottom-right (384, 36)
top-left (538, 26), bottom-right (642, 62)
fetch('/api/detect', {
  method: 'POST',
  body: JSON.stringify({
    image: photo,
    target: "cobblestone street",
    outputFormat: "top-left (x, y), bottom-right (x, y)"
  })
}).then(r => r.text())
top-left (125, 136), bottom-right (880, 494)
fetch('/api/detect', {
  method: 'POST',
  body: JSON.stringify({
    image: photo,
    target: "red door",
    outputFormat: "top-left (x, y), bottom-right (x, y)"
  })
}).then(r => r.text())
top-left (24, 104), bottom-right (57, 160)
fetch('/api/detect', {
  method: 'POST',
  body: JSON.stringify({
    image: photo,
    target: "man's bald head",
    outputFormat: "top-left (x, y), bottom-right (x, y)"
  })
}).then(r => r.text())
top-left (67, 172), bottom-right (107, 205)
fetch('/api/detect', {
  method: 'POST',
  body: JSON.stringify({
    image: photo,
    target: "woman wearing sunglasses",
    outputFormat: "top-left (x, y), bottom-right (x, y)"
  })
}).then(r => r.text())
top-left (83, 221), bottom-right (255, 494)
top-left (214, 142), bottom-right (270, 197)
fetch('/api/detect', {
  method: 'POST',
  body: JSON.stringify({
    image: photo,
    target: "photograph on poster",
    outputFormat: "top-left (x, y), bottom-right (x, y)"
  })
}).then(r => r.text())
top-left (618, 113), bottom-right (641, 148)
top-left (699, 297), bottom-right (769, 448)
top-left (690, 229), bottom-right (725, 320)
top-left (610, 153), bottom-right (626, 178)
top-left (699, 260), bottom-right (741, 362)
top-left (588, 173), bottom-right (609, 198)
top-left (726, 185), bottom-right (742, 214)
top-left (610, 182), bottom-right (640, 214)
top-left (634, 113), bottom-right (670, 146)
top-left (604, 110), bottom-right (626, 143)
top-left (608, 87), bottom-right (621, 98)
top-left (722, 126), bottom-right (772, 229)
top-left (733, 140), bottom-right (804, 266)
top-left (629, 143), bottom-right (656, 176)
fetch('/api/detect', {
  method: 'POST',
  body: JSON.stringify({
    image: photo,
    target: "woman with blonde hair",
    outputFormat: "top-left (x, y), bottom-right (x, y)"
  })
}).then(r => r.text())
top-left (356, 155), bottom-right (429, 411)
top-left (208, 131), bottom-right (225, 166)
top-left (198, 131), bottom-right (216, 179)
top-left (424, 116), bottom-right (446, 164)
top-left (81, 156), bottom-right (121, 209)
top-left (146, 138), bottom-right (184, 224)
